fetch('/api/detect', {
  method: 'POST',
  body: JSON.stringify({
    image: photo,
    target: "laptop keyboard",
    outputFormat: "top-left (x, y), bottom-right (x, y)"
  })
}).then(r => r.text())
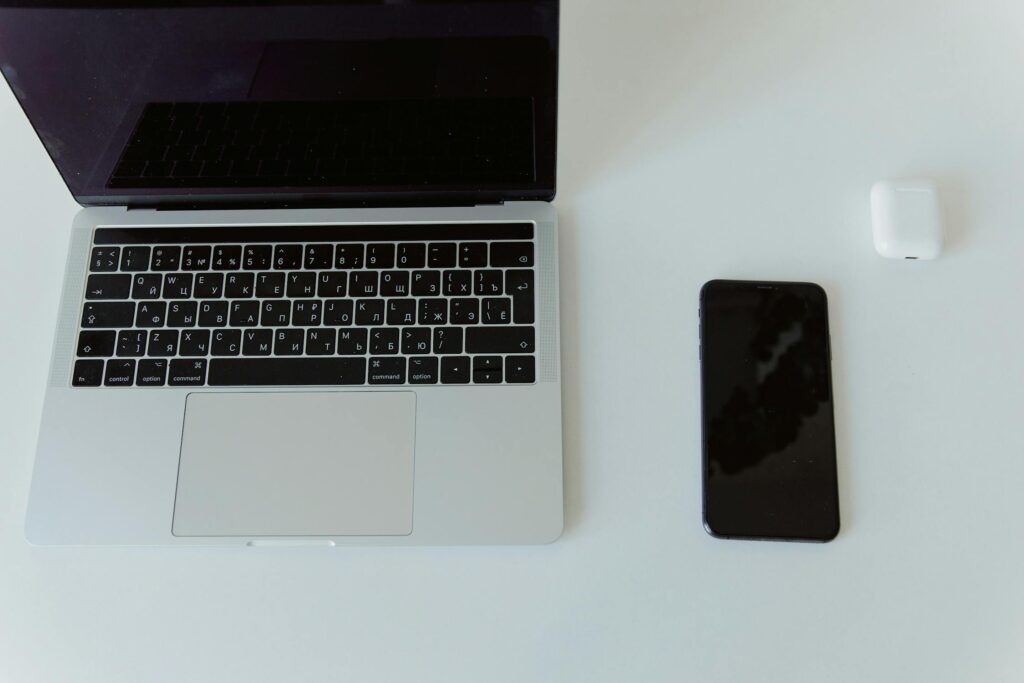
top-left (73, 223), bottom-right (538, 388)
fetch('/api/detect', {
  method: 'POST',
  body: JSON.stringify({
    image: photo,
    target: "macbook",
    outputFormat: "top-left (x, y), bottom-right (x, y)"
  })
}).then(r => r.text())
top-left (1, 0), bottom-right (563, 545)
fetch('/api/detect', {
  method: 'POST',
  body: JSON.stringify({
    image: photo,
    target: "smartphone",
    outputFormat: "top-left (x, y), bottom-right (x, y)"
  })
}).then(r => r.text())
top-left (699, 280), bottom-right (840, 542)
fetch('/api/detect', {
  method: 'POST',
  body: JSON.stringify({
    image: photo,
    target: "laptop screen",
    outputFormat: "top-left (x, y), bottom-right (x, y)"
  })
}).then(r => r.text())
top-left (0, 1), bottom-right (558, 207)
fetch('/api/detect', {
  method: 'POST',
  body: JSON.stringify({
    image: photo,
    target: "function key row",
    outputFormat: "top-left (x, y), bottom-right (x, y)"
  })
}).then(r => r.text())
top-left (90, 241), bottom-right (533, 273)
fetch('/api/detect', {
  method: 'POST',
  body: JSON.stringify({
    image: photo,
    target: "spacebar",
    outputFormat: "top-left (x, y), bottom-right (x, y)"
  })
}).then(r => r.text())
top-left (208, 358), bottom-right (367, 386)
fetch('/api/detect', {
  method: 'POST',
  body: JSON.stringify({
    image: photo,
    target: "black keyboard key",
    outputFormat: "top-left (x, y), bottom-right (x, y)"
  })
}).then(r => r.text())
top-left (182, 245), bottom-right (211, 271)
top-left (151, 246), bottom-right (181, 271)
top-left (465, 326), bottom-right (535, 354)
top-left (408, 357), bottom-right (439, 384)
top-left (305, 244), bottom-right (333, 269)
top-left (104, 359), bottom-right (135, 386)
top-left (167, 301), bottom-right (197, 327)
top-left (85, 274), bottom-right (131, 301)
top-left (490, 242), bottom-right (534, 267)
top-left (162, 273), bottom-right (193, 299)
top-left (317, 272), bottom-right (347, 297)
top-left (255, 272), bottom-right (285, 297)
top-left (179, 329), bottom-right (210, 356)
top-left (90, 247), bottom-right (120, 272)
top-left (148, 330), bottom-right (179, 356)
top-left (82, 302), bottom-right (135, 328)
top-left (212, 329), bottom-right (241, 356)
top-left (350, 271), bottom-right (378, 297)
top-left (198, 301), bottom-right (228, 327)
top-left (260, 300), bottom-right (291, 327)
top-left (208, 358), bottom-right (366, 386)
top-left (274, 329), bottom-right (305, 355)
top-left (242, 329), bottom-right (273, 356)
top-left (443, 270), bottom-right (472, 296)
top-left (334, 244), bottom-right (364, 269)
top-left (169, 359), bottom-right (207, 386)
top-left (287, 272), bottom-right (316, 297)
top-left (244, 245), bottom-right (272, 270)
top-left (136, 359), bottom-right (168, 386)
top-left (411, 270), bottom-right (440, 296)
top-left (292, 299), bottom-right (322, 326)
top-left (428, 243), bottom-right (456, 267)
top-left (387, 299), bottom-right (416, 326)
top-left (506, 270), bottom-right (535, 324)
top-left (77, 330), bottom-right (115, 357)
top-left (380, 271), bottom-right (409, 297)
top-left (132, 274), bottom-right (163, 300)
top-left (433, 327), bottom-right (463, 354)
top-left (505, 356), bottom-right (536, 383)
top-left (370, 328), bottom-right (400, 355)
top-left (369, 357), bottom-right (405, 384)
top-left (355, 299), bottom-right (384, 326)
top-left (482, 298), bottom-right (512, 325)
top-left (450, 298), bottom-right (479, 324)
top-left (440, 356), bottom-right (470, 384)
top-left (396, 243), bottom-right (426, 268)
top-left (305, 329), bottom-right (335, 355)
top-left (459, 242), bottom-right (487, 267)
top-left (473, 356), bottom-right (502, 384)
top-left (120, 246), bottom-right (150, 272)
top-left (116, 330), bottom-right (147, 357)
top-left (212, 245), bottom-right (242, 270)
top-left (72, 359), bottom-right (104, 386)
top-left (402, 328), bottom-right (431, 355)
top-left (230, 301), bottom-right (260, 327)
top-left (194, 272), bottom-right (224, 298)
top-left (366, 244), bottom-right (395, 269)
top-left (474, 356), bottom-right (502, 371)
top-left (419, 298), bottom-right (447, 325)
top-left (274, 244), bottom-right (302, 269)
top-left (324, 299), bottom-right (353, 326)
top-left (337, 328), bottom-right (368, 355)
top-left (225, 272), bottom-right (254, 298)
top-left (475, 270), bottom-right (503, 296)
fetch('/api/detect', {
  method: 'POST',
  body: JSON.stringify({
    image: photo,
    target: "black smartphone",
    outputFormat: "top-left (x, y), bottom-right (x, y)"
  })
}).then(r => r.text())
top-left (699, 280), bottom-right (840, 542)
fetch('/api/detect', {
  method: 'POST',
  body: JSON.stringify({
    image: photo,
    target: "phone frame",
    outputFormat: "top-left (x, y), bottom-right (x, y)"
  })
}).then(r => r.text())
top-left (698, 279), bottom-right (840, 543)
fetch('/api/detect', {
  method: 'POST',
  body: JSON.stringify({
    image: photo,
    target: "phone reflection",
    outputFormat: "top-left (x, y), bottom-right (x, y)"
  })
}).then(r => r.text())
top-left (707, 290), bottom-right (831, 478)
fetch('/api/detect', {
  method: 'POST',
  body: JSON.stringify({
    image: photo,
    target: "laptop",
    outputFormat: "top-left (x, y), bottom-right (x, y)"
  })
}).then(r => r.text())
top-left (3, 0), bottom-right (563, 546)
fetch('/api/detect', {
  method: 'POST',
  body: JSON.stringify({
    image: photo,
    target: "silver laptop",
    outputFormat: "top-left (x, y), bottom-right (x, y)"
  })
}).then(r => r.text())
top-left (3, 0), bottom-right (563, 546)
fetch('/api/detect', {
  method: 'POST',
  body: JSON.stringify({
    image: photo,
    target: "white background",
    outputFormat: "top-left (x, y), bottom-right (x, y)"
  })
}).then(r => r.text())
top-left (2, 1), bottom-right (1023, 681)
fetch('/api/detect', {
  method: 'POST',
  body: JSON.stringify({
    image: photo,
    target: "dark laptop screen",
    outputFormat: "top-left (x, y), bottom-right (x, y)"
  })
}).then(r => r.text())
top-left (0, 1), bottom-right (558, 207)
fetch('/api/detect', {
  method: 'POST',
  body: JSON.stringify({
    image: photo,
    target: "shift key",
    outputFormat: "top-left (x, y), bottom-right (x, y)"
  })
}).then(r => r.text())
top-left (465, 327), bottom-right (535, 354)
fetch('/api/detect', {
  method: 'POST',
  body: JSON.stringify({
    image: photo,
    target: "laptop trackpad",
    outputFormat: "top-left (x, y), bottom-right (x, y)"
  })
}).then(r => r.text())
top-left (172, 392), bottom-right (415, 537)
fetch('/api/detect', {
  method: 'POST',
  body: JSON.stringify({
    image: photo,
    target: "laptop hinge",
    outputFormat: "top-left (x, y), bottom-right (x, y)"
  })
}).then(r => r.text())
top-left (122, 193), bottom-right (508, 212)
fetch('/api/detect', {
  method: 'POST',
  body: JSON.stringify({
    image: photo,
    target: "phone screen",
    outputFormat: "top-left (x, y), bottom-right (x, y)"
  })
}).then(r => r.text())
top-left (699, 280), bottom-right (839, 542)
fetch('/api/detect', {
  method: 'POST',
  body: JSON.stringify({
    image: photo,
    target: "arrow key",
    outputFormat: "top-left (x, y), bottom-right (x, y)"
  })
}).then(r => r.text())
top-left (472, 356), bottom-right (502, 384)
top-left (505, 355), bottom-right (535, 384)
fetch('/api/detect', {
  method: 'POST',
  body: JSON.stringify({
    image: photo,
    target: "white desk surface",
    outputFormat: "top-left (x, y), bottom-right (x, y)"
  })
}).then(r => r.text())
top-left (2, 2), bottom-right (1023, 681)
